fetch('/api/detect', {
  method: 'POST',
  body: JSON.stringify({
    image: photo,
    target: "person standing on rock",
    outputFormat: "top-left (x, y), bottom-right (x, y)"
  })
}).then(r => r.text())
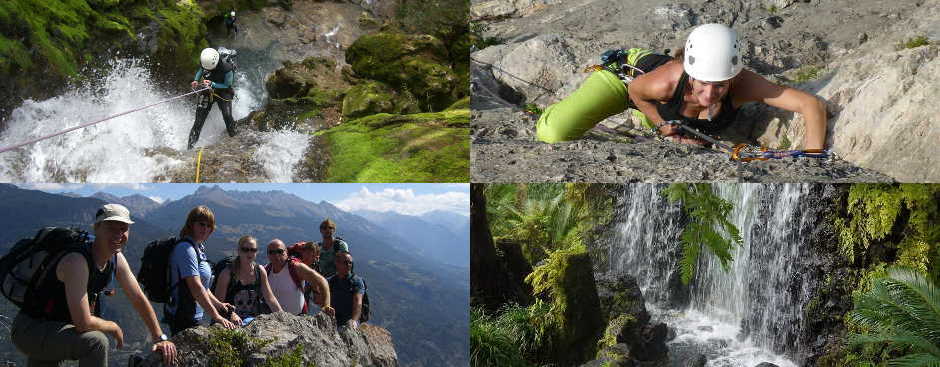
top-left (328, 251), bottom-right (365, 329)
top-left (265, 239), bottom-right (334, 317)
top-left (317, 219), bottom-right (349, 278)
top-left (188, 47), bottom-right (238, 150)
top-left (224, 11), bottom-right (238, 37)
top-left (213, 235), bottom-right (283, 324)
top-left (536, 23), bottom-right (828, 151)
top-left (11, 204), bottom-right (178, 366)
top-left (166, 206), bottom-right (238, 335)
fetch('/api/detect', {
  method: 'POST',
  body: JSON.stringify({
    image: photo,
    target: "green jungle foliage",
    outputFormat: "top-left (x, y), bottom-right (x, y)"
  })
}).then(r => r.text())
top-left (470, 306), bottom-right (534, 367)
top-left (481, 184), bottom-right (612, 366)
top-left (661, 183), bottom-right (743, 284)
top-left (835, 184), bottom-right (940, 282)
top-left (847, 267), bottom-right (940, 367)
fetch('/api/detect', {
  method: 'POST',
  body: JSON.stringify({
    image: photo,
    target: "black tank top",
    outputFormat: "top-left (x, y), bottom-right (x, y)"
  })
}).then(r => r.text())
top-left (656, 72), bottom-right (738, 135)
top-left (226, 263), bottom-right (263, 318)
top-left (202, 60), bottom-right (235, 99)
top-left (27, 247), bottom-right (114, 323)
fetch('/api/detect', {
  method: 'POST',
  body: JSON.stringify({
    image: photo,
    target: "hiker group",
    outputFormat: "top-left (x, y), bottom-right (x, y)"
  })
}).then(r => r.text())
top-left (1, 203), bottom-right (369, 366)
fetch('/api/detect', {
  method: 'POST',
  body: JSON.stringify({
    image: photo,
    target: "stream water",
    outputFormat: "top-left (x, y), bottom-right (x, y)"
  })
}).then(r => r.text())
top-left (606, 184), bottom-right (820, 367)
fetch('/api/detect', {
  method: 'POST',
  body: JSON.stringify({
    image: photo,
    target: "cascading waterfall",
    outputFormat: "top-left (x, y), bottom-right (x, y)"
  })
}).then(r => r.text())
top-left (0, 58), bottom-right (309, 182)
top-left (606, 184), bottom-right (819, 367)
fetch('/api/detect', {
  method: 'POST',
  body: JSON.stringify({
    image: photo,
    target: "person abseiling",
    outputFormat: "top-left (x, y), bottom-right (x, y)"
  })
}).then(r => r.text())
top-left (224, 11), bottom-right (238, 36)
top-left (213, 235), bottom-right (283, 324)
top-left (188, 47), bottom-right (238, 150)
top-left (536, 23), bottom-right (828, 150)
top-left (328, 251), bottom-right (365, 329)
top-left (265, 239), bottom-right (334, 317)
top-left (11, 204), bottom-right (177, 367)
top-left (165, 206), bottom-right (237, 335)
top-left (317, 219), bottom-right (349, 278)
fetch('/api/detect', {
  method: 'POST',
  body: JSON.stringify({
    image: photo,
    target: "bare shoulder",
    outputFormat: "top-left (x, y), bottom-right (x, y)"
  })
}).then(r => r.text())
top-left (632, 61), bottom-right (682, 101)
top-left (732, 69), bottom-right (786, 102)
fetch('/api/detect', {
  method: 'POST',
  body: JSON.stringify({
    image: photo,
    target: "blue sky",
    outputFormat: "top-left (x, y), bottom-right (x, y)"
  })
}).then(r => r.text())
top-left (17, 183), bottom-right (470, 216)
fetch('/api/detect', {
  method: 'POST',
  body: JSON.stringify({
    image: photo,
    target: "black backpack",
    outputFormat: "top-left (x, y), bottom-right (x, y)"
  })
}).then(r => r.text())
top-left (210, 255), bottom-right (237, 295)
top-left (137, 237), bottom-right (182, 303)
top-left (360, 277), bottom-right (370, 323)
top-left (0, 227), bottom-right (90, 308)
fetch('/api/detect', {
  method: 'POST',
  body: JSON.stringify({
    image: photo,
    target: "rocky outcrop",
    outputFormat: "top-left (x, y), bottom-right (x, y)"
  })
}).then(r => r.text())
top-left (132, 311), bottom-right (397, 367)
top-left (470, 0), bottom-right (931, 182)
top-left (587, 278), bottom-right (669, 367)
top-left (345, 32), bottom-right (466, 111)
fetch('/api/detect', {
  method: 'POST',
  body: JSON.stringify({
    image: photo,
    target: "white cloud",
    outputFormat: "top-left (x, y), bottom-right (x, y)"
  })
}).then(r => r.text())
top-left (334, 187), bottom-right (469, 216)
top-left (18, 183), bottom-right (80, 191)
top-left (148, 196), bottom-right (166, 204)
top-left (89, 183), bottom-right (152, 191)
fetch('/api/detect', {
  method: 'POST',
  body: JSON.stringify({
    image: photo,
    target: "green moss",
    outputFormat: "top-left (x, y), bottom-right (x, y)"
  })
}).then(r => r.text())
top-left (342, 81), bottom-right (418, 119)
top-left (346, 32), bottom-right (459, 111)
top-left (445, 96), bottom-right (470, 111)
top-left (318, 110), bottom-right (469, 182)
top-left (779, 134), bottom-right (792, 150)
top-left (261, 345), bottom-right (308, 367)
top-left (207, 328), bottom-right (272, 367)
top-left (524, 103), bottom-right (543, 115)
top-left (154, 1), bottom-right (208, 74)
top-left (898, 36), bottom-right (930, 50)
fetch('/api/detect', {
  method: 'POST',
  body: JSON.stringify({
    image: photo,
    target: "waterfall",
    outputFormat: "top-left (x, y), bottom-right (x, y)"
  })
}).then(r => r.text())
top-left (0, 58), bottom-right (309, 182)
top-left (606, 184), bottom-right (819, 367)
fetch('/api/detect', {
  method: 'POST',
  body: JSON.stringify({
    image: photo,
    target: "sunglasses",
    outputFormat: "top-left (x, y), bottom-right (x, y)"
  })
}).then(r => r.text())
top-left (268, 249), bottom-right (285, 255)
top-left (240, 247), bottom-right (258, 253)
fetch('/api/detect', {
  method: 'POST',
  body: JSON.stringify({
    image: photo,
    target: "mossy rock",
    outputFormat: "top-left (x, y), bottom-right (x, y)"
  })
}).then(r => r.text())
top-left (445, 96), bottom-right (470, 111)
top-left (346, 32), bottom-right (460, 111)
top-left (266, 56), bottom-right (347, 100)
top-left (342, 81), bottom-right (420, 119)
top-left (315, 109), bottom-right (469, 182)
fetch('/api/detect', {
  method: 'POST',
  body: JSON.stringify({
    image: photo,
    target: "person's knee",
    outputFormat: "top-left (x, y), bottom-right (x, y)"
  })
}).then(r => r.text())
top-left (81, 330), bottom-right (109, 354)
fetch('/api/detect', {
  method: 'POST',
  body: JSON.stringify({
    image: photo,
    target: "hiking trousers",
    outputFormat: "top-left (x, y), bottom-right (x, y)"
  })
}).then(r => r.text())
top-left (11, 311), bottom-right (109, 367)
top-left (189, 92), bottom-right (237, 149)
top-left (535, 70), bottom-right (653, 143)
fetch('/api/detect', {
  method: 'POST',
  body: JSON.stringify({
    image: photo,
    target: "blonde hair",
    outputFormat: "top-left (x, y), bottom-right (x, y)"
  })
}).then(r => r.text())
top-left (320, 219), bottom-right (336, 230)
top-left (179, 206), bottom-right (216, 238)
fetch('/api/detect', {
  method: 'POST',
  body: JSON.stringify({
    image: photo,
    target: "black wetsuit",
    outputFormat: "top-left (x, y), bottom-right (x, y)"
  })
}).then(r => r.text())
top-left (656, 72), bottom-right (739, 136)
top-left (190, 60), bottom-right (237, 150)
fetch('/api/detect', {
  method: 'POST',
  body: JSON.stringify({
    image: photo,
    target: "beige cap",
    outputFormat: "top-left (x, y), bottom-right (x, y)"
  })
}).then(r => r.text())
top-left (95, 204), bottom-right (134, 224)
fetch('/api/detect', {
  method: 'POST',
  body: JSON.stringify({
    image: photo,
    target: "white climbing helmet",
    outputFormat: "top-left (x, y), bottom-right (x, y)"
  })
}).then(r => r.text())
top-left (683, 23), bottom-right (743, 82)
top-left (231, 11), bottom-right (235, 17)
top-left (200, 48), bottom-right (220, 70)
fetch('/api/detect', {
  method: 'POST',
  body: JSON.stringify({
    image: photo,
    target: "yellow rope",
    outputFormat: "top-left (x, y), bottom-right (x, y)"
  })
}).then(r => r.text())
top-left (195, 147), bottom-right (204, 183)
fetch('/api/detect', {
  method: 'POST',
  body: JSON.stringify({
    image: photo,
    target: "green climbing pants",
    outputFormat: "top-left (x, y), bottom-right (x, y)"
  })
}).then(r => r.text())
top-left (535, 67), bottom-right (655, 143)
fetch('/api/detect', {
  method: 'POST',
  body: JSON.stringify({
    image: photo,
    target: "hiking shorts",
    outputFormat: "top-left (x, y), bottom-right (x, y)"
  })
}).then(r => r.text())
top-left (11, 311), bottom-right (109, 367)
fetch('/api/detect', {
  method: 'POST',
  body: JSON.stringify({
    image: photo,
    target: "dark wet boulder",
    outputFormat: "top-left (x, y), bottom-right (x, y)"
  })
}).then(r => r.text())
top-left (687, 354), bottom-right (707, 367)
top-left (595, 273), bottom-right (650, 325)
top-left (755, 363), bottom-right (780, 367)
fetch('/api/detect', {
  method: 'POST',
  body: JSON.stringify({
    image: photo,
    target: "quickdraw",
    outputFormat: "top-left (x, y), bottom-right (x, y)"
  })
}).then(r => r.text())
top-left (660, 120), bottom-right (830, 162)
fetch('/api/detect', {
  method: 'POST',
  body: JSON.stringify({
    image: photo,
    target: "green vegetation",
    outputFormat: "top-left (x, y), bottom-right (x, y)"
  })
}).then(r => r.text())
top-left (0, 0), bottom-right (207, 81)
top-left (316, 109), bottom-right (469, 182)
top-left (661, 183), bottom-right (743, 284)
top-left (469, 21), bottom-right (504, 50)
top-left (477, 184), bottom-right (613, 366)
top-left (207, 328), bottom-right (309, 367)
top-left (791, 65), bottom-right (823, 84)
top-left (524, 103), bottom-right (544, 115)
top-left (470, 307), bottom-right (534, 367)
top-left (847, 267), bottom-right (940, 366)
top-left (898, 36), bottom-right (930, 50)
top-left (768, 5), bottom-right (778, 14)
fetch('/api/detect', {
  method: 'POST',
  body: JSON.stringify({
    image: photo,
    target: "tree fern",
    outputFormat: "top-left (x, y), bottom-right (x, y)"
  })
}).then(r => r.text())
top-left (847, 267), bottom-right (940, 366)
top-left (662, 183), bottom-right (743, 284)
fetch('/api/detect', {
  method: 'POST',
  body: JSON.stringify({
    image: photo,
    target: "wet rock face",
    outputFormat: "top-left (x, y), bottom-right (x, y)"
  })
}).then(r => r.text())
top-left (596, 274), bottom-right (650, 325)
top-left (133, 311), bottom-right (398, 367)
top-left (470, 0), bottom-right (931, 181)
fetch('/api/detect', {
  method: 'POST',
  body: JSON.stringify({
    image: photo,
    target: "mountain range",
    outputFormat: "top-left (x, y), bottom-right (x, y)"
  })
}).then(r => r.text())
top-left (0, 184), bottom-right (469, 367)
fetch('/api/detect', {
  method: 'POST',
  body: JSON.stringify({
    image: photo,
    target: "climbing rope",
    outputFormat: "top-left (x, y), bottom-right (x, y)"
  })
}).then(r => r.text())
top-left (195, 147), bottom-right (205, 183)
top-left (660, 120), bottom-right (830, 162)
top-left (470, 56), bottom-right (557, 102)
top-left (0, 86), bottom-right (212, 154)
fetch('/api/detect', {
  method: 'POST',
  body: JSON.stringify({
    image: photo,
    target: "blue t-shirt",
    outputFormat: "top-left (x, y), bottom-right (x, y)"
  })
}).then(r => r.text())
top-left (327, 273), bottom-right (365, 326)
top-left (168, 239), bottom-right (212, 320)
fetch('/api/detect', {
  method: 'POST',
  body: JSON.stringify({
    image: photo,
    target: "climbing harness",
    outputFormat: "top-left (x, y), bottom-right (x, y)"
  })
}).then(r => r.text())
top-left (195, 147), bottom-right (205, 183)
top-left (660, 120), bottom-right (830, 162)
top-left (0, 86), bottom-right (212, 154)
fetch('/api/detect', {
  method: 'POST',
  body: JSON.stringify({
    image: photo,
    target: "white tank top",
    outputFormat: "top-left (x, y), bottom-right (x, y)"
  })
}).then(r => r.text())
top-left (268, 264), bottom-right (305, 314)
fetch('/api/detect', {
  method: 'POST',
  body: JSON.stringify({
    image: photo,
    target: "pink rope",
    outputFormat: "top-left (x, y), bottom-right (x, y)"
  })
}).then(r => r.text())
top-left (0, 87), bottom-right (211, 154)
